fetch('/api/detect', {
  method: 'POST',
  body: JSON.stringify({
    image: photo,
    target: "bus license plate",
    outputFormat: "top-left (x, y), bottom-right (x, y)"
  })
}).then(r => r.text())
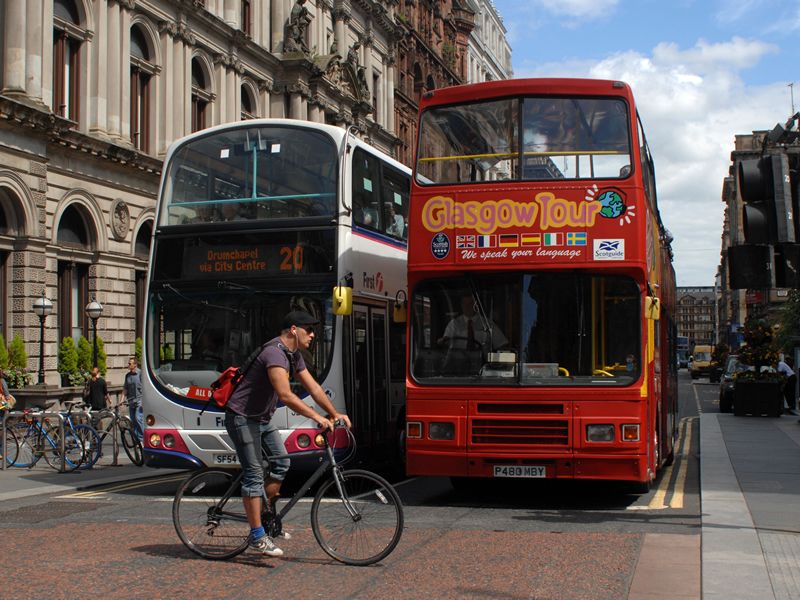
top-left (213, 454), bottom-right (240, 465)
top-left (493, 465), bottom-right (546, 478)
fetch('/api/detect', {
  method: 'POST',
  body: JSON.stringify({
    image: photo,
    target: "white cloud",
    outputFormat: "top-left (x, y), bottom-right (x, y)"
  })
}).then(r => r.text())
top-left (533, 0), bottom-right (620, 20)
top-left (513, 37), bottom-right (789, 285)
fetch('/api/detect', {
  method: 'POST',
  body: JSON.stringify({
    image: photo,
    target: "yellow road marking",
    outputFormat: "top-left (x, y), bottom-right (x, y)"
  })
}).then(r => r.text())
top-left (647, 418), bottom-right (686, 509)
top-left (670, 417), bottom-right (694, 509)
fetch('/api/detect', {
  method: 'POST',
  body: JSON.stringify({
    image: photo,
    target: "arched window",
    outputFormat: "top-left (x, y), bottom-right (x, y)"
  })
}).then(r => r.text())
top-left (191, 59), bottom-right (212, 132)
top-left (56, 204), bottom-right (91, 340)
top-left (134, 221), bottom-right (152, 258)
top-left (241, 84), bottom-right (256, 120)
top-left (130, 25), bottom-right (156, 152)
top-left (53, 0), bottom-right (85, 121)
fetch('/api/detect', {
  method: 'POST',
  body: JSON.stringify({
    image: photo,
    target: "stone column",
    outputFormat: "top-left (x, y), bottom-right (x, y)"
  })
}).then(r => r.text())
top-left (385, 55), bottom-right (395, 134)
top-left (89, 0), bottom-right (109, 132)
top-left (289, 90), bottom-right (304, 120)
top-left (271, 0), bottom-right (286, 53)
top-left (332, 7), bottom-right (348, 58)
top-left (3, 0), bottom-right (27, 93)
top-left (224, 0), bottom-right (238, 28)
top-left (119, 5), bottom-right (132, 141)
top-left (106, 1), bottom-right (122, 137)
top-left (25, 0), bottom-right (43, 101)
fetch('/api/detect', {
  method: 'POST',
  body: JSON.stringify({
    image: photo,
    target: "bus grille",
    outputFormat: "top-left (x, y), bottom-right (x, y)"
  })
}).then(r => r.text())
top-left (471, 419), bottom-right (569, 446)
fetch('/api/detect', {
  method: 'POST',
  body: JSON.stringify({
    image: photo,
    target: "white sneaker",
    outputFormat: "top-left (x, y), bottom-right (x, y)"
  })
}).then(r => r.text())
top-left (248, 535), bottom-right (283, 557)
top-left (276, 530), bottom-right (292, 540)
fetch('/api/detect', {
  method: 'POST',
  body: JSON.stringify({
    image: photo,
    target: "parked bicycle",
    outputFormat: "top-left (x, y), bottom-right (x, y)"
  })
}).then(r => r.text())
top-left (9, 406), bottom-right (85, 472)
top-left (1, 413), bottom-right (19, 466)
top-left (81, 400), bottom-right (144, 467)
top-left (173, 423), bottom-right (404, 565)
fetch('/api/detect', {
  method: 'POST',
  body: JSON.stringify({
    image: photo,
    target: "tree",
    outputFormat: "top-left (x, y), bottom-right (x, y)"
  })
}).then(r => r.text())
top-left (0, 334), bottom-right (9, 370)
top-left (8, 334), bottom-right (28, 370)
top-left (135, 337), bottom-right (143, 364)
top-left (77, 335), bottom-right (92, 374)
top-left (58, 337), bottom-right (79, 379)
top-left (776, 289), bottom-right (800, 351)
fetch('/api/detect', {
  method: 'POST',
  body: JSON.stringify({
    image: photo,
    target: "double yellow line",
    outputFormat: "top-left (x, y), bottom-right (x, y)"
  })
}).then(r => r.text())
top-left (646, 416), bottom-right (695, 509)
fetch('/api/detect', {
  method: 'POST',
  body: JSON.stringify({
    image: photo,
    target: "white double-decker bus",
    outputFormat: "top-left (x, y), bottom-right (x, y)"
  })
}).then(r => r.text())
top-left (142, 120), bottom-right (410, 470)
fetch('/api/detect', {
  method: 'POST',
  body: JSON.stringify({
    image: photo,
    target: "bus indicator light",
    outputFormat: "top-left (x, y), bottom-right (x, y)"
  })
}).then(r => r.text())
top-left (622, 424), bottom-right (640, 442)
top-left (406, 422), bottom-right (422, 439)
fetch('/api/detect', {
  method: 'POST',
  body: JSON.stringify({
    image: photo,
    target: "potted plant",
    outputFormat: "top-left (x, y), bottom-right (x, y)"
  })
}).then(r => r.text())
top-left (734, 315), bottom-right (783, 417)
top-left (7, 334), bottom-right (32, 389)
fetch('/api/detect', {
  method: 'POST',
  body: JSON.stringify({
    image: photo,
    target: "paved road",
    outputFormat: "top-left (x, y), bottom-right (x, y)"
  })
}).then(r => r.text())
top-left (0, 374), bottom-right (704, 599)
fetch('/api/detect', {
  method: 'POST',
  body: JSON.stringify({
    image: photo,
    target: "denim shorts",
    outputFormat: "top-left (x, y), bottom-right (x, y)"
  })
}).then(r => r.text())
top-left (224, 412), bottom-right (290, 497)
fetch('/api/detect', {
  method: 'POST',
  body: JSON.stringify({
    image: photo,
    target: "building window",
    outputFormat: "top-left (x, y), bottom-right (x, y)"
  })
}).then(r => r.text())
top-left (191, 59), bottom-right (211, 132)
top-left (241, 85), bottom-right (256, 120)
top-left (58, 261), bottom-right (88, 340)
top-left (130, 26), bottom-right (155, 153)
top-left (0, 252), bottom-right (6, 341)
top-left (53, 0), bottom-right (83, 121)
top-left (135, 270), bottom-right (146, 338)
top-left (241, 0), bottom-right (252, 36)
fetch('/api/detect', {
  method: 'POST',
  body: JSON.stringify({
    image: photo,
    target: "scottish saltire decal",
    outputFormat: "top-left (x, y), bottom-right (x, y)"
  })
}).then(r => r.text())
top-left (593, 239), bottom-right (625, 260)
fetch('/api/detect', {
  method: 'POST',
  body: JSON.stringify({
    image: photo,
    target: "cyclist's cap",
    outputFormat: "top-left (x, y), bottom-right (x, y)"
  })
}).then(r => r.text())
top-left (283, 310), bottom-right (319, 330)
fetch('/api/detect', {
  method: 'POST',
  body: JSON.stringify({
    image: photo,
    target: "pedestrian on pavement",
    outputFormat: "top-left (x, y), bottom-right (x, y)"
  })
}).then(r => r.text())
top-left (85, 367), bottom-right (110, 427)
top-left (224, 310), bottom-right (351, 558)
top-left (0, 369), bottom-right (13, 413)
top-left (777, 355), bottom-right (798, 416)
top-left (120, 357), bottom-right (144, 440)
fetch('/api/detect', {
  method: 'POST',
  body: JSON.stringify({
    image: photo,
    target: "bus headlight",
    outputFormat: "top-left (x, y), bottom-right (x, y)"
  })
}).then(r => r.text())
top-left (586, 424), bottom-right (615, 442)
top-left (621, 424), bottom-right (640, 442)
top-left (148, 433), bottom-right (162, 448)
top-left (296, 434), bottom-right (311, 448)
top-left (428, 422), bottom-right (454, 440)
top-left (163, 434), bottom-right (176, 449)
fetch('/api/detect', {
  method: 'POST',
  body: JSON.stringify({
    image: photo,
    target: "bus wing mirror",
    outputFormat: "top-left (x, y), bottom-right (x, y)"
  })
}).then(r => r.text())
top-left (645, 296), bottom-right (660, 320)
top-left (333, 286), bottom-right (353, 315)
top-left (393, 290), bottom-right (407, 323)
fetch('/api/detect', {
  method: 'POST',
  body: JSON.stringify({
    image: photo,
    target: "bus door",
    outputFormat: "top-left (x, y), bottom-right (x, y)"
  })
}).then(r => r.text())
top-left (348, 303), bottom-right (390, 458)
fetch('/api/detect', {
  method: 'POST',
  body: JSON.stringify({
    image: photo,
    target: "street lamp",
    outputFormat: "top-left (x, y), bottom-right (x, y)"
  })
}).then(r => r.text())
top-left (32, 291), bottom-right (53, 385)
top-left (85, 298), bottom-right (103, 368)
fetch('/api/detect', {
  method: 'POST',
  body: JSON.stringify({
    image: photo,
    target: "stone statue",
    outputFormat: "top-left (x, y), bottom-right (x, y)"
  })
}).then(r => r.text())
top-left (285, 0), bottom-right (313, 53)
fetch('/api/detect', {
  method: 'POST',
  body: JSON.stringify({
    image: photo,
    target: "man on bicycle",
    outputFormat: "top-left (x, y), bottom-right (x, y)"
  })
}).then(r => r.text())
top-left (225, 310), bottom-right (351, 557)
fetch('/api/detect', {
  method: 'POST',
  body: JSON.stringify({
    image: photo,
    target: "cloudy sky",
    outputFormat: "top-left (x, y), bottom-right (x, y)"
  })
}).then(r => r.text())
top-left (491, 0), bottom-right (799, 286)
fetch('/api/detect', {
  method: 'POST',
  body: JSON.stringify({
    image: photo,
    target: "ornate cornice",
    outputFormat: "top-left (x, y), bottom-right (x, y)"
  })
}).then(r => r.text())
top-left (158, 20), bottom-right (196, 46)
top-left (213, 53), bottom-right (245, 75)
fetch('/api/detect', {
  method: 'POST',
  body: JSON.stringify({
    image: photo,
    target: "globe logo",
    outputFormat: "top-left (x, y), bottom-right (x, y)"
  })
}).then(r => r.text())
top-left (598, 190), bottom-right (626, 219)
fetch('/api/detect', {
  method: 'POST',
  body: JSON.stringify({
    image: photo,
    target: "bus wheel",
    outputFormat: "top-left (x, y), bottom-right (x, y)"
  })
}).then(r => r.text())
top-left (449, 476), bottom-right (476, 492)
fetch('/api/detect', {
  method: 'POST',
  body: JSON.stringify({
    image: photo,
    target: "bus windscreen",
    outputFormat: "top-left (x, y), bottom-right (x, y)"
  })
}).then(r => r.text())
top-left (160, 125), bottom-right (338, 226)
top-left (416, 96), bottom-right (631, 184)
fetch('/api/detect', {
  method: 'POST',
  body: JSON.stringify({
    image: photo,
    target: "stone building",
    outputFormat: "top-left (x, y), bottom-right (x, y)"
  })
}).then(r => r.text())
top-left (463, 0), bottom-right (512, 83)
top-left (0, 0), bottom-right (478, 389)
top-left (677, 286), bottom-right (716, 350)
top-left (718, 129), bottom-right (797, 349)
top-left (392, 0), bottom-right (474, 166)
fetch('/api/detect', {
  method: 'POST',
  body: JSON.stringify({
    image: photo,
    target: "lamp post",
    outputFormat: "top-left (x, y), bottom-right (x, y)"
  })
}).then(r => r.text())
top-left (32, 291), bottom-right (53, 385)
top-left (85, 298), bottom-right (103, 368)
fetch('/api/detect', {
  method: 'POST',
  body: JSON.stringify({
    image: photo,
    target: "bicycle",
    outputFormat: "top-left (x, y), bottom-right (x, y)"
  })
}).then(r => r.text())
top-left (172, 424), bottom-right (404, 565)
top-left (81, 400), bottom-right (144, 467)
top-left (9, 407), bottom-right (85, 472)
top-left (1, 414), bottom-right (19, 466)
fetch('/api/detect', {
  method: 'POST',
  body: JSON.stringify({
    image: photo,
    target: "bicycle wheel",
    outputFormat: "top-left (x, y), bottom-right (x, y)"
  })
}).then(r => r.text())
top-left (118, 417), bottom-right (144, 466)
top-left (311, 469), bottom-right (404, 566)
top-left (1, 424), bottom-right (19, 466)
top-left (11, 422), bottom-right (37, 468)
top-left (42, 422), bottom-right (83, 472)
top-left (173, 468), bottom-right (250, 560)
top-left (74, 424), bottom-right (101, 469)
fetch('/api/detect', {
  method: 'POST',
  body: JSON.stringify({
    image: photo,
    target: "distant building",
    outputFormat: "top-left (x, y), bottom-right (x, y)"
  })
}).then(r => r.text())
top-left (464, 0), bottom-right (512, 82)
top-left (677, 287), bottom-right (716, 350)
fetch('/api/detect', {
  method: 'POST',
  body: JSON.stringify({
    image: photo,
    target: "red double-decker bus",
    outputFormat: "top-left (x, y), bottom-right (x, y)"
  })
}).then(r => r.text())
top-left (405, 78), bottom-right (677, 490)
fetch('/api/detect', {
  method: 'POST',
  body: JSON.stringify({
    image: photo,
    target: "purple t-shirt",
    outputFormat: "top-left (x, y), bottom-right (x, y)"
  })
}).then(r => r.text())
top-left (225, 337), bottom-right (306, 421)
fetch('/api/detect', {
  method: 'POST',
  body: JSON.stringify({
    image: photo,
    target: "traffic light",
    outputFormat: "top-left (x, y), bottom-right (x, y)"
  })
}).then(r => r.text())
top-left (738, 154), bottom-right (794, 244)
top-left (727, 244), bottom-right (773, 289)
